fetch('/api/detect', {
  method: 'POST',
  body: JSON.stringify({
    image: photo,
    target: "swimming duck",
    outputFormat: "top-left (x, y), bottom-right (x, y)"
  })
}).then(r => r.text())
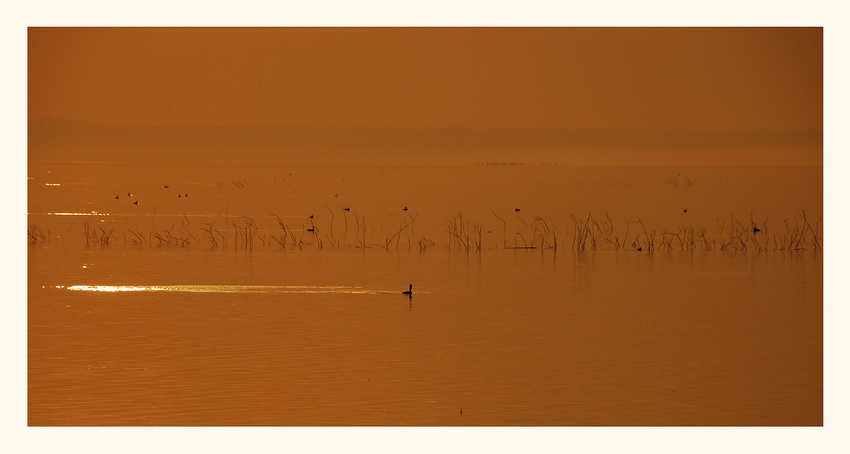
top-left (402, 284), bottom-right (413, 295)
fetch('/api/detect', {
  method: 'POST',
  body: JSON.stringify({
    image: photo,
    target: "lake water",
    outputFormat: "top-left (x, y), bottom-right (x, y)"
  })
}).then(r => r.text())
top-left (27, 160), bottom-right (822, 426)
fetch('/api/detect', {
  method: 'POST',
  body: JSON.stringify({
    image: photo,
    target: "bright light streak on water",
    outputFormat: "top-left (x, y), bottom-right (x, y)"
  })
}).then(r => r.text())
top-left (63, 284), bottom-right (404, 295)
top-left (45, 211), bottom-right (109, 216)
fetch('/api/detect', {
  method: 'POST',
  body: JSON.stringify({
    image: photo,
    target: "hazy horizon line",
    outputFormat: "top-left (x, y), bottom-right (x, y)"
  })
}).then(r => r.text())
top-left (30, 118), bottom-right (823, 133)
top-left (29, 119), bottom-right (822, 153)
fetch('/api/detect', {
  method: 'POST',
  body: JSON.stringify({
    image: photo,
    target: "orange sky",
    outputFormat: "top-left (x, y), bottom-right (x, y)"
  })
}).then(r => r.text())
top-left (28, 27), bottom-right (822, 131)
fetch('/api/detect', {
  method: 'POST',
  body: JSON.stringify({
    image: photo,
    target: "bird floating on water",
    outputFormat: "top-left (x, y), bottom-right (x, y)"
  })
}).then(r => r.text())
top-left (133, 200), bottom-right (139, 205)
top-left (515, 208), bottom-right (521, 212)
top-left (402, 284), bottom-right (413, 295)
top-left (403, 207), bottom-right (408, 211)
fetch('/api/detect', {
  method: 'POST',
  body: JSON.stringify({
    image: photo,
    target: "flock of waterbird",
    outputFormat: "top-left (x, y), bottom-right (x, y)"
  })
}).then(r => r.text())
top-left (104, 183), bottom-right (778, 297)
top-left (115, 185), bottom-right (189, 206)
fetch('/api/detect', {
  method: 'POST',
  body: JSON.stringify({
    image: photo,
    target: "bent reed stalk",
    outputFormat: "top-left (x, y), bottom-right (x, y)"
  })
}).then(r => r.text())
top-left (28, 224), bottom-right (49, 243)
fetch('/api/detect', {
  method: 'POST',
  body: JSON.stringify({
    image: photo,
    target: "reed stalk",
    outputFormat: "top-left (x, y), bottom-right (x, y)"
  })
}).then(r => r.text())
top-left (28, 224), bottom-right (49, 243)
top-left (385, 214), bottom-right (417, 250)
top-left (53, 204), bottom-right (822, 255)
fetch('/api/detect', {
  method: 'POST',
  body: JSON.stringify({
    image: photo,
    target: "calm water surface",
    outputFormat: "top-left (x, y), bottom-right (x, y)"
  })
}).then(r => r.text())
top-left (27, 162), bottom-right (822, 425)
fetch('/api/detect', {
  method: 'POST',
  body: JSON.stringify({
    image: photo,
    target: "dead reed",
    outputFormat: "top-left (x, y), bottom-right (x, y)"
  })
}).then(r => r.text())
top-left (199, 220), bottom-right (227, 248)
top-left (28, 224), bottom-right (49, 243)
top-left (385, 214), bottom-right (418, 250)
top-left (530, 217), bottom-right (557, 250)
top-left (83, 221), bottom-right (114, 245)
top-left (49, 207), bottom-right (821, 254)
top-left (570, 213), bottom-right (594, 251)
top-left (269, 213), bottom-right (301, 249)
top-left (149, 222), bottom-right (195, 247)
top-left (230, 216), bottom-right (259, 249)
top-left (445, 213), bottom-right (482, 252)
top-left (631, 218), bottom-right (656, 252)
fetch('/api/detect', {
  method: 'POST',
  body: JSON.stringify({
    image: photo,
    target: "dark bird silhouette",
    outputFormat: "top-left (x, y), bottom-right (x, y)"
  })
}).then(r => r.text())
top-left (637, 247), bottom-right (642, 251)
top-left (127, 192), bottom-right (132, 197)
top-left (344, 207), bottom-right (350, 211)
top-left (184, 194), bottom-right (188, 197)
top-left (515, 208), bottom-right (521, 212)
top-left (402, 284), bottom-right (413, 295)
top-left (133, 200), bottom-right (139, 205)
top-left (306, 227), bottom-right (315, 233)
top-left (309, 215), bottom-right (314, 219)
top-left (164, 185), bottom-right (169, 188)
top-left (115, 195), bottom-right (119, 200)
top-left (403, 207), bottom-right (408, 211)
top-left (753, 226), bottom-right (761, 233)
top-left (178, 194), bottom-right (182, 198)
top-left (684, 209), bottom-right (688, 213)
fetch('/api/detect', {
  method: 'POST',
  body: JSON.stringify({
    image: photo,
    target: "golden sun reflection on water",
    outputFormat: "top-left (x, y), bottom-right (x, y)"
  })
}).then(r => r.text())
top-left (62, 284), bottom-right (404, 295)
top-left (44, 211), bottom-right (110, 216)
